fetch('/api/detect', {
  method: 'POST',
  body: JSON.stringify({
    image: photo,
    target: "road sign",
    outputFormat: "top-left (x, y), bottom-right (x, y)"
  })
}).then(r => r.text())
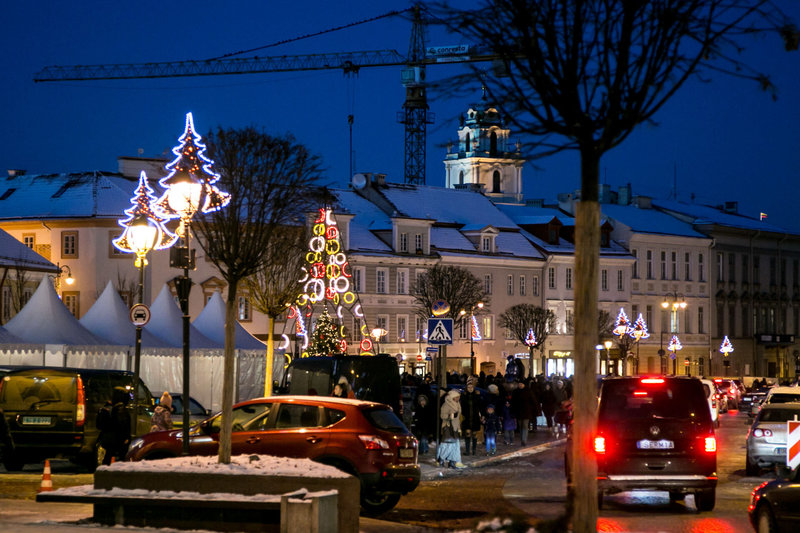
top-left (129, 303), bottom-right (151, 327)
top-left (431, 300), bottom-right (450, 316)
top-left (417, 353), bottom-right (423, 362)
top-left (787, 419), bottom-right (800, 469)
top-left (427, 318), bottom-right (453, 345)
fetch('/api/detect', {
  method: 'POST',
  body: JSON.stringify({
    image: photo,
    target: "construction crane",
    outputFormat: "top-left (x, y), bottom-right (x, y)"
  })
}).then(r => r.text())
top-left (34, 7), bottom-right (499, 185)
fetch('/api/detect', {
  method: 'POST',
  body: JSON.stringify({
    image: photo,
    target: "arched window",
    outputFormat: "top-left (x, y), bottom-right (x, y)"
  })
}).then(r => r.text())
top-left (492, 170), bottom-right (501, 193)
top-left (465, 133), bottom-right (471, 152)
top-left (459, 171), bottom-right (464, 185)
top-left (490, 131), bottom-right (498, 156)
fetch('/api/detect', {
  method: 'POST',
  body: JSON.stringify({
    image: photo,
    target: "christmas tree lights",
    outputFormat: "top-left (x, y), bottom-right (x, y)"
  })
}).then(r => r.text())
top-left (471, 315), bottom-right (482, 342)
top-left (525, 328), bottom-right (537, 347)
top-left (719, 336), bottom-right (734, 356)
top-left (629, 313), bottom-right (650, 341)
top-left (668, 335), bottom-right (682, 356)
top-left (613, 307), bottom-right (633, 337)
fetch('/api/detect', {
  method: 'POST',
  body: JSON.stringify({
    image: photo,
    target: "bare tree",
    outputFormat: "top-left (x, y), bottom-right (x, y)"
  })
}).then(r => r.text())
top-left (433, 1), bottom-right (797, 529)
top-left (193, 126), bottom-right (324, 464)
top-left (499, 304), bottom-right (556, 378)
top-left (10, 263), bottom-right (31, 315)
top-left (245, 225), bottom-right (307, 396)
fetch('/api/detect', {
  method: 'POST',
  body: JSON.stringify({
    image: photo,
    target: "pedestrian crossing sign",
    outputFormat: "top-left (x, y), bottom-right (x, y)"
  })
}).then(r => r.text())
top-left (427, 318), bottom-right (453, 345)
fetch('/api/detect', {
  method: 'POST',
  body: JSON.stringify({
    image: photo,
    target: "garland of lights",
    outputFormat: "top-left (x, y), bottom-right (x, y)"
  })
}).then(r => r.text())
top-left (470, 315), bottom-right (482, 342)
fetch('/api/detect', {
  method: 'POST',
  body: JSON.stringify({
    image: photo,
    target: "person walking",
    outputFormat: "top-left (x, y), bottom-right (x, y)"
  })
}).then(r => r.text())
top-left (481, 403), bottom-right (502, 455)
top-left (149, 391), bottom-right (173, 432)
top-left (460, 377), bottom-right (483, 455)
top-left (336, 376), bottom-right (356, 398)
top-left (437, 389), bottom-right (466, 468)
top-left (501, 394), bottom-right (516, 446)
top-left (540, 381), bottom-right (558, 435)
top-left (412, 392), bottom-right (435, 455)
top-left (512, 379), bottom-right (540, 446)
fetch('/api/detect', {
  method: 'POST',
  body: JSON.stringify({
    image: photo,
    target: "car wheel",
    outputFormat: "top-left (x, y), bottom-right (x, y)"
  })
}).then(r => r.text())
top-left (694, 488), bottom-right (715, 512)
top-left (360, 492), bottom-right (401, 516)
top-left (757, 504), bottom-right (779, 533)
top-left (2, 454), bottom-right (24, 472)
top-left (746, 451), bottom-right (760, 476)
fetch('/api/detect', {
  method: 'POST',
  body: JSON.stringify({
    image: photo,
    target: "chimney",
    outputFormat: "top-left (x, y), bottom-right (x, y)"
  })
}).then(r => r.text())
top-left (372, 173), bottom-right (386, 186)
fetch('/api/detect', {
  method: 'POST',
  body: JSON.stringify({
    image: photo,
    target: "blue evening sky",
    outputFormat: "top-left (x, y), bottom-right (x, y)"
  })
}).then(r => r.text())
top-left (2, 2), bottom-right (799, 230)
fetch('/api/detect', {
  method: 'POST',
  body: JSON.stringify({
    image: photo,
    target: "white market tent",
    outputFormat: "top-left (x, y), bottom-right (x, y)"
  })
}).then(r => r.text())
top-left (4, 277), bottom-right (112, 345)
top-left (193, 292), bottom-right (266, 351)
top-left (144, 285), bottom-right (223, 349)
top-left (79, 281), bottom-right (170, 348)
top-left (0, 325), bottom-right (26, 344)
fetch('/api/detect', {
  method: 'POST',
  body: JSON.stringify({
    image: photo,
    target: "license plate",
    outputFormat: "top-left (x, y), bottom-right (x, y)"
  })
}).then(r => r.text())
top-left (776, 447), bottom-right (786, 455)
top-left (399, 448), bottom-right (414, 458)
top-left (637, 439), bottom-right (674, 450)
top-left (21, 416), bottom-right (52, 426)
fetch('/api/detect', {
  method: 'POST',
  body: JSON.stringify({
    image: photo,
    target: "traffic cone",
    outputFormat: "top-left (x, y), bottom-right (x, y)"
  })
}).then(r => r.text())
top-left (110, 457), bottom-right (115, 464)
top-left (39, 460), bottom-right (53, 492)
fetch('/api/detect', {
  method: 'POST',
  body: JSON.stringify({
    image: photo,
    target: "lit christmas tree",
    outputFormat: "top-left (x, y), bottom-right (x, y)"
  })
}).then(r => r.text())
top-left (308, 308), bottom-right (345, 357)
top-left (613, 307), bottom-right (632, 336)
top-left (719, 336), bottom-right (734, 356)
top-left (629, 313), bottom-right (650, 341)
top-left (668, 335), bottom-right (682, 354)
top-left (525, 328), bottom-right (537, 347)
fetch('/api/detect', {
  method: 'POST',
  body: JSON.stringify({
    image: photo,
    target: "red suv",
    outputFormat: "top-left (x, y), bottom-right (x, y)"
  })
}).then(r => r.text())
top-left (125, 395), bottom-right (419, 515)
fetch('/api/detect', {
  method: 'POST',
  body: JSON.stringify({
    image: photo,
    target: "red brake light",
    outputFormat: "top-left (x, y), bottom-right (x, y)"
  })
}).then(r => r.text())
top-left (76, 375), bottom-right (85, 427)
top-left (633, 391), bottom-right (648, 396)
top-left (703, 436), bottom-right (716, 453)
top-left (713, 378), bottom-right (722, 383)
top-left (640, 378), bottom-right (664, 384)
top-left (753, 428), bottom-right (773, 438)
top-left (594, 436), bottom-right (606, 454)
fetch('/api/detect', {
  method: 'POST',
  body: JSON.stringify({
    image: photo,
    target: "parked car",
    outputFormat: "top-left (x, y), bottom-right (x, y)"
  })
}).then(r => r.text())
top-left (153, 393), bottom-right (210, 429)
top-left (126, 395), bottom-right (420, 515)
top-left (713, 378), bottom-right (740, 410)
top-left (0, 366), bottom-right (154, 471)
top-left (763, 386), bottom-right (800, 406)
top-left (743, 387), bottom-right (772, 419)
top-left (745, 402), bottom-right (800, 475)
top-left (700, 378), bottom-right (720, 428)
top-left (748, 466), bottom-right (800, 532)
top-left (567, 376), bottom-right (717, 511)
top-left (714, 382), bottom-right (729, 414)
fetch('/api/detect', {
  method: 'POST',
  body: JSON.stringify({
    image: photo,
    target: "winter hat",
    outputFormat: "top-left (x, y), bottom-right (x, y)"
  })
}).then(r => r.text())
top-left (507, 355), bottom-right (514, 362)
top-left (486, 403), bottom-right (495, 411)
top-left (446, 389), bottom-right (460, 400)
top-left (488, 384), bottom-right (499, 395)
top-left (159, 391), bottom-right (172, 409)
top-left (337, 375), bottom-right (350, 388)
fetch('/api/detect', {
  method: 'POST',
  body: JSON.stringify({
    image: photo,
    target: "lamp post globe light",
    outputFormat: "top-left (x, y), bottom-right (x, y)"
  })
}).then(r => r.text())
top-left (459, 302), bottom-right (483, 376)
top-left (113, 170), bottom-right (176, 429)
top-left (603, 340), bottom-right (612, 375)
top-left (155, 112), bottom-right (230, 454)
top-left (52, 262), bottom-right (75, 293)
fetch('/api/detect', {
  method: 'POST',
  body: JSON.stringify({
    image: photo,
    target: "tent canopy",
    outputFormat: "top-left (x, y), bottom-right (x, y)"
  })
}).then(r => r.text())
top-left (144, 285), bottom-right (223, 349)
top-left (193, 292), bottom-right (266, 351)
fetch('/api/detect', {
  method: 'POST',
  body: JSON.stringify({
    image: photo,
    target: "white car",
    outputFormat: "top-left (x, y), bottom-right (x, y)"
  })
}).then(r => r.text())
top-left (700, 378), bottom-right (720, 428)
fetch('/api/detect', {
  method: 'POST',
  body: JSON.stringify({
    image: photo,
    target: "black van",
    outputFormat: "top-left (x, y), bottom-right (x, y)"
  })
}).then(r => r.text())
top-left (0, 366), bottom-right (154, 470)
top-left (279, 355), bottom-right (403, 415)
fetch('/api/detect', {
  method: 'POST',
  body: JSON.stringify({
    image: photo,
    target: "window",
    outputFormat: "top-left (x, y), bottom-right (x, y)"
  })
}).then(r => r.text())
top-left (458, 319), bottom-right (468, 340)
top-left (353, 267), bottom-right (365, 293)
top-left (62, 291), bottom-right (80, 318)
top-left (2, 286), bottom-right (11, 322)
top-left (482, 236), bottom-right (491, 252)
top-left (532, 275), bottom-right (539, 296)
top-left (698, 253), bottom-right (705, 282)
top-left (565, 309), bottom-right (574, 334)
top-left (415, 269), bottom-right (426, 292)
top-left (109, 231), bottom-right (125, 257)
top-left (397, 316), bottom-right (407, 342)
top-left (481, 316), bottom-right (493, 339)
top-left (742, 256), bottom-right (749, 283)
top-left (492, 170), bottom-right (501, 193)
top-left (770, 257), bottom-right (777, 286)
top-left (717, 252), bottom-right (724, 282)
top-left (565, 268), bottom-right (573, 290)
top-left (601, 269), bottom-right (608, 291)
top-left (698, 306), bottom-right (705, 334)
top-left (742, 305), bottom-right (750, 336)
top-left (617, 270), bottom-right (624, 291)
top-left (716, 304), bottom-right (724, 338)
top-left (399, 232), bottom-right (408, 253)
top-left (548, 268), bottom-right (556, 289)
top-left (729, 305), bottom-right (736, 336)
top-left (22, 234), bottom-right (35, 248)
top-left (61, 231), bottom-right (78, 258)
top-left (459, 170), bottom-right (464, 185)
top-left (376, 268), bottom-right (388, 294)
top-left (519, 276), bottom-right (526, 296)
top-left (376, 316), bottom-right (388, 343)
top-left (646, 250), bottom-right (653, 279)
top-left (753, 256), bottom-right (760, 284)
top-left (396, 269), bottom-right (408, 295)
top-left (684, 252), bottom-right (691, 281)
top-left (632, 249), bottom-right (639, 279)
top-left (632, 305), bottom-right (639, 321)
top-left (660, 251), bottom-right (667, 280)
top-left (238, 295), bottom-right (251, 321)
top-left (646, 305), bottom-right (653, 331)
top-left (507, 274), bottom-right (514, 296)
top-left (671, 252), bottom-right (677, 280)
top-left (728, 253), bottom-right (736, 283)
top-left (415, 234), bottom-right (423, 253)
top-left (416, 316), bottom-right (425, 342)
top-left (484, 274), bottom-right (493, 295)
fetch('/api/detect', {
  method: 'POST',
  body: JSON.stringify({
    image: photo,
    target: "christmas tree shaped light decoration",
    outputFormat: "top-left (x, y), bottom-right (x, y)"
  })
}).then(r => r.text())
top-left (525, 328), bottom-right (537, 347)
top-left (613, 307), bottom-right (632, 337)
top-left (668, 335), bottom-right (683, 358)
top-left (629, 313), bottom-right (650, 342)
top-left (719, 336), bottom-right (734, 356)
top-left (113, 171), bottom-right (177, 266)
top-left (155, 112), bottom-right (230, 228)
top-left (308, 307), bottom-right (345, 357)
top-left (471, 315), bottom-right (482, 342)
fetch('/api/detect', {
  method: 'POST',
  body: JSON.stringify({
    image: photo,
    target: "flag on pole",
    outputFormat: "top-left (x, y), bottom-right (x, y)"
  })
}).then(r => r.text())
top-left (760, 212), bottom-right (768, 221)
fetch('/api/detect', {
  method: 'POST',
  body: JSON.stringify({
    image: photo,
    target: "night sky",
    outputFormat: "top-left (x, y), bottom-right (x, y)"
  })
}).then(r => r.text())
top-left (3, 2), bottom-right (799, 230)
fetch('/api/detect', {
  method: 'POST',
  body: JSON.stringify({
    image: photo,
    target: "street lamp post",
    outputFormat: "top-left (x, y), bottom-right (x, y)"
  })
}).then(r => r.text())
top-left (155, 113), bottom-right (230, 455)
top-left (459, 302), bottom-right (483, 376)
top-left (661, 293), bottom-right (687, 375)
top-left (613, 308), bottom-right (633, 376)
top-left (603, 340), bottom-right (612, 375)
top-left (629, 313), bottom-right (649, 375)
top-left (371, 327), bottom-right (388, 355)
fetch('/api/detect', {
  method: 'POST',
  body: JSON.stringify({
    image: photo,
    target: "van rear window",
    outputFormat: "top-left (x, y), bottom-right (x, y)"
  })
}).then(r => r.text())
top-left (1, 374), bottom-right (76, 411)
top-left (599, 380), bottom-right (709, 423)
top-left (759, 407), bottom-right (800, 422)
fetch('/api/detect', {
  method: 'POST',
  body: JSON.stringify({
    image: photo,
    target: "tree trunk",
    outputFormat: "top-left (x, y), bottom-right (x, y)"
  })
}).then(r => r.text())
top-left (264, 314), bottom-right (275, 397)
top-left (571, 148), bottom-right (600, 532)
top-left (218, 279), bottom-right (238, 464)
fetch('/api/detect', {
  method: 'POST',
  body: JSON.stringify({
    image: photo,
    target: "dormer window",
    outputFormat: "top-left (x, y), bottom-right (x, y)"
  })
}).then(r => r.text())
top-left (399, 232), bottom-right (408, 253)
top-left (548, 227), bottom-right (559, 245)
top-left (415, 233), bottom-right (423, 254)
top-left (482, 236), bottom-right (491, 252)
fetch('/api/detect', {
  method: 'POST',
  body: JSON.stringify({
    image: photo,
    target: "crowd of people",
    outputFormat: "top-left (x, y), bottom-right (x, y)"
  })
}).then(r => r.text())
top-left (403, 356), bottom-right (575, 469)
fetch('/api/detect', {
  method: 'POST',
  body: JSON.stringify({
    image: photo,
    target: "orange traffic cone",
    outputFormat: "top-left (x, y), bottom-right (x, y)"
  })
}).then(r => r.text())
top-left (39, 459), bottom-right (53, 492)
top-left (110, 457), bottom-right (115, 464)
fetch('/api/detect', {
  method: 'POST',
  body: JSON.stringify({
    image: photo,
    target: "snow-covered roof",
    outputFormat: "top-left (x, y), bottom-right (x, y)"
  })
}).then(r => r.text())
top-left (0, 228), bottom-right (58, 272)
top-left (601, 203), bottom-right (707, 238)
top-left (331, 190), bottom-right (392, 252)
top-left (193, 292), bottom-right (266, 351)
top-left (497, 204), bottom-right (575, 227)
top-left (144, 285), bottom-right (223, 349)
top-left (79, 281), bottom-right (170, 348)
top-left (431, 227), bottom-right (476, 251)
top-left (0, 172), bottom-right (140, 220)
top-left (4, 277), bottom-right (112, 345)
top-left (653, 199), bottom-right (798, 235)
top-left (495, 231), bottom-right (546, 258)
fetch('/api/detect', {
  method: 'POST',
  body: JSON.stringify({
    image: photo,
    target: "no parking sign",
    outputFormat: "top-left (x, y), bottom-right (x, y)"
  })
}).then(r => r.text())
top-left (787, 419), bottom-right (800, 470)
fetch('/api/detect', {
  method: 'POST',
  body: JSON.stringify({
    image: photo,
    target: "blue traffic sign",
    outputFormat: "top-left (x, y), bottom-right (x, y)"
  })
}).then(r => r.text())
top-left (427, 318), bottom-right (453, 345)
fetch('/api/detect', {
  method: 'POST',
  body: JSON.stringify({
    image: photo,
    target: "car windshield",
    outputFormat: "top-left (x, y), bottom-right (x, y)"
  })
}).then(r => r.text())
top-left (363, 407), bottom-right (408, 433)
top-left (769, 393), bottom-right (800, 404)
top-left (599, 379), bottom-right (709, 423)
top-left (0, 374), bottom-right (76, 411)
top-left (172, 396), bottom-right (206, 416)
top-left (758, 407), bottom-right (800, 423)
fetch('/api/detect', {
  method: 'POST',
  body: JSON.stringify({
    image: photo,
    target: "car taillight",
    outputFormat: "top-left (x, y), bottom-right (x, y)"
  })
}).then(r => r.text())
top-left (703, 436), bottom-right (716, 453)
top-left (753, 428), bottom-right (773, 438)
top-left (594, 436), bottom-right (606, 454)
top-left (640, 378), bottom-right (664, 384)
top-left (76, 375), bottom-right (85, 427)
top-left (358, 435), bottom-right (389, 450)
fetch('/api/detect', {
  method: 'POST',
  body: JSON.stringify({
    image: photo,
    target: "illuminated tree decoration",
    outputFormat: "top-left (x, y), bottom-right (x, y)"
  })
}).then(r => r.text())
top-left (629, 313), bottom-right (650, 341)
top-left (289, 207), bottom-right (370, 356)
top-left (471, 315), bottom-right (482, 342)
top-left (155, 112), bottom-right (230, 225)
top-left (613, 307), bottom-right (633, 337)
top-left (667, 335), bottom-right (683, 357)
top-left (719, 336), bottom-right (734, 356)
top-left (308, 308), bottom-right (345, 357)
top-left (113, 171), bottom-right (177, 266)
top-left (525, 328), bottom-right (537, 347)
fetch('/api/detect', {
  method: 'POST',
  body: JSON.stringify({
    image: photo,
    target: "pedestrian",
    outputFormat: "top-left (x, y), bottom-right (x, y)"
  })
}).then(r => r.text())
top-left (501, 395), bottom-right (516, 446)
top-left (460, 377), bottom-right (483, 455)
top-left (540, 381), bottom-right (558, 434)
top-left (481, 403), bottom-right (502, 455)
top-left (412, 393), bottom-right (435, 455)
top-left (149, 391), bottom-right (173, 432)
top-left (95, 399), bottom-right (114, 466)
top-left (511, 379), bottom-right (540, 446)
top-left (332, 383), bottom-right (346, 398)
top-left (336, 375), bottom-right (356, 398)
top-left (552, 379), bottom-right (570, 437)
top-left (485, 383), bottom-right (501, 415)
top-left (437, 389), bottom-right (466, 469)
top-left (110, 387), bottom-right (132, 463)
top-left (505, 355), bottom-right (518, 383)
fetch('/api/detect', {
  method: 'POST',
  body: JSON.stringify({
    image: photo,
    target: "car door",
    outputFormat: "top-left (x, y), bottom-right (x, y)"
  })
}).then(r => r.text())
top-left (196, 403), bottom-right (272, 456)
top-left (255, 402), bottom-right (329, 459)
top-left (768, 480), bottom-right (800, 529)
